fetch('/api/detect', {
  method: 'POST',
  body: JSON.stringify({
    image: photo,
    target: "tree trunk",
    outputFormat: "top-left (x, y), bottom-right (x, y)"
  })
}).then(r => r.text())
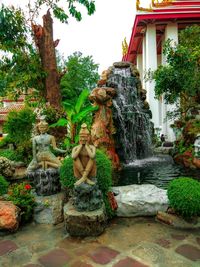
top-left (32, 10), bottom-right (61, 109)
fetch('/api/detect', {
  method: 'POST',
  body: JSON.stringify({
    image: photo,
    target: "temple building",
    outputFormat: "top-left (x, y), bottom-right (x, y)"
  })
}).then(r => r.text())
top-left (0, 90), bottom-right (35, 134)
top-left (123, 0), bottom-right (200, 141)
top-left (0, 97), bottom-right (25, 133)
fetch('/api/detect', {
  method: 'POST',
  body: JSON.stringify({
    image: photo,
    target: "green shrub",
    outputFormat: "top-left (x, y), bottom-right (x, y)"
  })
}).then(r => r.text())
top-left (4, 108), bottom-right (36, 144)
top-left (0, 149), bottom-right (23, 162)
top-left (96, 150), bottom-right (112, 192)
top-left (3, 108), bottom-right (35, 163)
top-left (0, 176), bottom-right (9, 195)
top-left (60, 156), bottom-right (76, 189)
top-left (167, 177), bottom-right (200, 218)
top-left (60, 149), bottom-right (114, 218)
top-left (0, 136), bottom-right (11, 148)
top-left (7, 182), bottom-right (36, 222)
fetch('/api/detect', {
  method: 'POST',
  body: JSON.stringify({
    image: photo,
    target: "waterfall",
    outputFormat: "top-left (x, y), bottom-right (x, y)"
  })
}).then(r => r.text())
top-left (107, 64), bottom-right (153, 163)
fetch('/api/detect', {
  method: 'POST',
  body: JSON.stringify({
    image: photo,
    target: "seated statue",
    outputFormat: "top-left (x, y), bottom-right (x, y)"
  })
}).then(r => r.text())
top-left (72, 124), bottom-right (96, 186)
top-left (27, 120), bottom-right (66, 172)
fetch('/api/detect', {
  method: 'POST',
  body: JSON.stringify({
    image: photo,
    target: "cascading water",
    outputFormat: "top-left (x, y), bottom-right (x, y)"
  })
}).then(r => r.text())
top-left (107, 63), bottom-right (153, 163)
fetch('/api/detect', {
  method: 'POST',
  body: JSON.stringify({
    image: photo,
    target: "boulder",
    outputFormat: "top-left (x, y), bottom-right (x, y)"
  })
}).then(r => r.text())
top-left (0, 201), bottom-right (21, 231)
top-left (28, 168), bottom-right (61, 196)
top-left (73, 183), bottom-right (103, 212)
top-left (64, 201), bottom-right (107, 237)
top-left (33, 192), bottom-right (65, 225)
top-left (113, 184), bottom-right (168, 217)
top-left (0, 157), bottom-right (15, 178)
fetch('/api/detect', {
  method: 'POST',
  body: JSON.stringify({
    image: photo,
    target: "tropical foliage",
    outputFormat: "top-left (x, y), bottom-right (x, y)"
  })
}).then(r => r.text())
top-left (51, 89), bottom-right (98, 148)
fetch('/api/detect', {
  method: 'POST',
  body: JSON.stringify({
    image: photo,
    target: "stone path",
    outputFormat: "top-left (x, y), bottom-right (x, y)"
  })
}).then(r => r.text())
top-left (0, 217), bottom-right (200, 267)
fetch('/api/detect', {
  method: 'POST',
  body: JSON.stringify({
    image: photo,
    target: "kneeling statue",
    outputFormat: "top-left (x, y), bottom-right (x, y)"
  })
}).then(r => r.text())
top-left (72, 124), bottom-right (103, 211)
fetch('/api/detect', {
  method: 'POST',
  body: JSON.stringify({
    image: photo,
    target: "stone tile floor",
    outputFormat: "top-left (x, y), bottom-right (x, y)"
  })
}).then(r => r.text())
top-left (0, 217), bottom-right (200, 267)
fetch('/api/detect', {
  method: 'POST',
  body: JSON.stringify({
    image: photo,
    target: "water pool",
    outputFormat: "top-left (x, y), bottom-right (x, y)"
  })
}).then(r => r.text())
top-left (117, 155), bottom-right (200, 189)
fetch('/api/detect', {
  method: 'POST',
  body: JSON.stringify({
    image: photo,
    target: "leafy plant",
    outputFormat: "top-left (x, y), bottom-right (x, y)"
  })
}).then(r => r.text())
top-left (167, 177), bottom-right (200, 218)
top-left (51, 89), bottom-right (98, 148)
top-left (0, 2), bottom-right (96, 107)
top-left (7, 182), bottom-right (36, 222)
top-left (60, 149), bottom-right (114, 218)
top-left (0, 176), bottom-right (9, 196)
top-left (0, 136), bottom-right (11, 149)
top-left (148, 26), bottom-right (200, 122)
top-left (0, 149), bottom-right (23, 162)
top-left (3, 108), bottom-right (36, 162)
top-left (60, 156), bottom-right (76, 189)
top-left (4, 108), bottom-right (36, 144)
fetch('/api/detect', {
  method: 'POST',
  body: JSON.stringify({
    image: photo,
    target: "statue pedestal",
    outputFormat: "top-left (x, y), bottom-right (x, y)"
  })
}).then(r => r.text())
top-left (28, 168), bottom-right (61, 196)
top-left (64, 201), bottom-right (107, 237)
top-left (73, 183), bottom-right (103, 212)
top-left (33, 192), bottom-right (65, 225)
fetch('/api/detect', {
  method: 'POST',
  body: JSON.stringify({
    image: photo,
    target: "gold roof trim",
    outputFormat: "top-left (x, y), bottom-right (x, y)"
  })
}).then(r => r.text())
top-left (152, 0), bottom-right (173, 8)
top-left (136, 0), bottom-right (153, 12)
top-left (136, 0), bottom-right (174, 12)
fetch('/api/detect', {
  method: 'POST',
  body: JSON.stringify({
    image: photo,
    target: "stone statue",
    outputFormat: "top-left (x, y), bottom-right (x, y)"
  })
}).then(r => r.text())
top-left (27, 120), bottom-right (66, 196)
top-left (27, 120), bottom-right (66, 172)
top-left (89, 87), bottom-right (120, 170)
top-left (72, 124), bottom-right (96, 186)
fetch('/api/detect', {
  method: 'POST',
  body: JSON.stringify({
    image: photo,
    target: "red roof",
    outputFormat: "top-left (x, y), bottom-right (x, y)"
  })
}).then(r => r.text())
top-left (124, 1), bottom-right (200, 63)
top-left (0, 104), bottom-right (25, 122)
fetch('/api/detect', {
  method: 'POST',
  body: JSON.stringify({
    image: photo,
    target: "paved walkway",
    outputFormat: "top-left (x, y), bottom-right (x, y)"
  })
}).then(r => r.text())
top-left (0, 217), bottom-right (200, 267)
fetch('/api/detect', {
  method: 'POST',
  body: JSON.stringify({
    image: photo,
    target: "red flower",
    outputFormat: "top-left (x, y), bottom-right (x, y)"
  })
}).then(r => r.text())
top-left (24, 184), bottom-right (31, 190)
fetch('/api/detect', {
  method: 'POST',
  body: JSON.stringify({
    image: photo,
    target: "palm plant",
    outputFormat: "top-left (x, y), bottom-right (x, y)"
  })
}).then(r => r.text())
top-left (51, 89), bottom-right (98, 149)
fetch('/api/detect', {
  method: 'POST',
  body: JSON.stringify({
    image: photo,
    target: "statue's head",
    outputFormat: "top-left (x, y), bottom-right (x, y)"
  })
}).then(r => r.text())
top-left (79, 123), bottom-right (90, 144)
top-left (37, 120), bottom-right (49, 134)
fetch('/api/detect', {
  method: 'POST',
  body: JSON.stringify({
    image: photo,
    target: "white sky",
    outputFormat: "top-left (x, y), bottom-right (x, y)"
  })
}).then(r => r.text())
top-left (1, 0), bottom-right (150, 73)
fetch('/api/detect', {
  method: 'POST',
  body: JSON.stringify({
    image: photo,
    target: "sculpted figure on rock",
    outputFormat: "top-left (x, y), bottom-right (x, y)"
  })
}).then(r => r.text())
top-left (27, 120), bottom-right (65, 172)
top-left (72, 123), bottom-right (96, 186)
top-left (89, 86), bottom-right (120, 169)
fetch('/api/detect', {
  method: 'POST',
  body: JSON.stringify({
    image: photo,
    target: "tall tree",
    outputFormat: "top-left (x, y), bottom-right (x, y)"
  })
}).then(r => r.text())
top-left (61, 51), bottom-right (99, 103)
top-left (0, 1), bottom-right (96, 108)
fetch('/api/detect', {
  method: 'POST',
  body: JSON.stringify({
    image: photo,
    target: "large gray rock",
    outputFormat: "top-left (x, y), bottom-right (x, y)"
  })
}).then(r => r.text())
top-left (64, 201), bottom-right (107, 237)
top-left (113, 184), bottom-right (168, 217)
top-left (33, 192), bottom-right (65, 225)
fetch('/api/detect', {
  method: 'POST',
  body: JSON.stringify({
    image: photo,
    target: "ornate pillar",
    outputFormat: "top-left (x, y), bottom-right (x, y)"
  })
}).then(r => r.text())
top-left (142, 36), bottom-right (146, 89)
top-left (145, 24), bottom-right (160, 128)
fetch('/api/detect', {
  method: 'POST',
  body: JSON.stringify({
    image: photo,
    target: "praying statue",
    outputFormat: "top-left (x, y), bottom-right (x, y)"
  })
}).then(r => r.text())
top-left (72, 123), bottom-right (96, 186)
top-left (27, 120), bottom-right (66, 172)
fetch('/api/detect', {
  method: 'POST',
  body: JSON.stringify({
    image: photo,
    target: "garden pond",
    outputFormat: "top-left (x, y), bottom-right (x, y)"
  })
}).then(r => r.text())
top-left (117, 155), bottom-right (200, 189)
